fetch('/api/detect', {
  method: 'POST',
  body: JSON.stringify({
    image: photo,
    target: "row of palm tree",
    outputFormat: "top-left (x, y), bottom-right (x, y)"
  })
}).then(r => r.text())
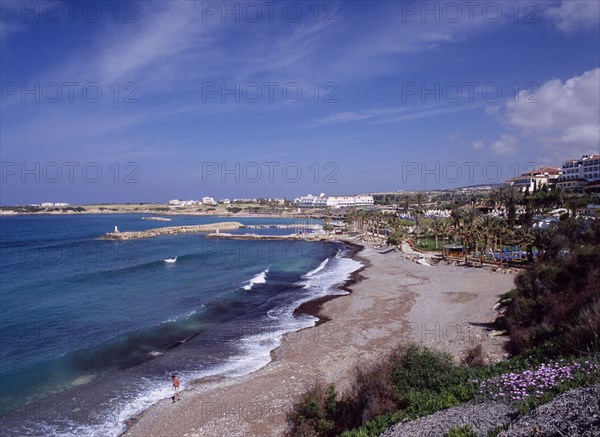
top-left (342, 186), bottom-right (581, 266)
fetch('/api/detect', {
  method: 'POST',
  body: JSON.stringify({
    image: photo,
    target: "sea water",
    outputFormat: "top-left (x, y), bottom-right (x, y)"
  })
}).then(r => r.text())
top-left (0, 214), bottom-right (362, 436)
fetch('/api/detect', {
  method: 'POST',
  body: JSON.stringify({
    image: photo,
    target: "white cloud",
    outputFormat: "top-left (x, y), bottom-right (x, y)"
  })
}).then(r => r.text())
top-left (489, 134), bottom-right (518, 155)
top-left (506, 68), bottom-right (599, 149)
top-left (560, 124), bottom-right (600, 145)
top-left (477, 68), bottom-right (600, 159)
top-left (471, 139), bottom-right (485, 150)
top-left (545, 0), bottom-right (600, 33)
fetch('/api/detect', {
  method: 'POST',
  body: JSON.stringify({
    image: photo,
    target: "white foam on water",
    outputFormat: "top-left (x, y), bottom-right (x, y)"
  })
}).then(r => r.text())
top-left (301, 251), bottom-right (362, 294)
top-left (242, 266), bottom-right (269, 291)
top-left (304, 257), bottom-right (329, 277)
top-left (161, 308), bottom-right (198, 324)
top-left (163, 257), bottom-right (177, 263)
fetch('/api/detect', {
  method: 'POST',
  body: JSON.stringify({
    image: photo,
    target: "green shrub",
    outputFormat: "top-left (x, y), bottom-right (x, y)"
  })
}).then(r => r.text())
top-left (342, 358), bottom-right (402, 427)
top-left (285, 383), bottom-right (340, 437)
top-left (389, 344), bottom-right (466, 395)
top-left (287, 344), bottom-right (471, 436)
top-left (506, 243), bottom-right (600, 357)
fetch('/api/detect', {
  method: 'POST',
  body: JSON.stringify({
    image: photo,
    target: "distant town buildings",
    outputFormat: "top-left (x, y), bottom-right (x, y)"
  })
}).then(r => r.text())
top-left (168, 198), bottom-right (217, 206)
top-left (296, 194), bottom-right (328, 208)
top-left (233, 198), bottom-right (258, 203)
top-left (168, 199), bottom-right (200, 206)
top-left (295, 193), bottom-right (375, 209)
top-left (39, 202), bottom-right (70, 207)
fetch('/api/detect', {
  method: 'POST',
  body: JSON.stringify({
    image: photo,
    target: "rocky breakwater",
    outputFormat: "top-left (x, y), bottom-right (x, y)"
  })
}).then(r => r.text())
top-left (100, 222), bottom-right (244, 240)
top-left (205, 232), bottom-right (334, 241)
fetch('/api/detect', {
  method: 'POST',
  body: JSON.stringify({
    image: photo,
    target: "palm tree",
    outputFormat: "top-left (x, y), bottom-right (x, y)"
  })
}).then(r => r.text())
top-left (431, 217), bottom-right (442, 250)
top-left (531, 227), bottom-right (556, 262)
top-left (323, 215), bottom-right (332, 235)
top-left (492, 186), bottom-right (519, 229)
top-left (450, 209), bottom-right (463, 232)
top-left (386, 215), bottom-right (404, 237)
top-left (464, 208), bottom-right (480, 227)
top-left (491, 218), bottom-right (510, 268)
top-left (386, 225), bottom-right (406, 247)
top-left (345, 208), bottom-right (357, 232)
top-left (515, 227), bottom-right (535, 264)
top-left (559, 217), bottom-right (587, 252)
top-left (438, 220), bottom-right (452, 259)
top-left (356, 210), bottom-right (367, 234)
top-left (477, 215), bottom-right (496, 260)
top-left (454, 220), bottom-right (475, 262)
top-left (413, 192), bottom-right (425, 244)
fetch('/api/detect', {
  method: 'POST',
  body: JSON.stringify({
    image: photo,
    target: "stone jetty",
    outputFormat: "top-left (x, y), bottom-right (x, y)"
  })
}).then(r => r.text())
top-left (100, 222), bottom-right (244, 240)
top-left (204, 232), bottom-right (334, 241)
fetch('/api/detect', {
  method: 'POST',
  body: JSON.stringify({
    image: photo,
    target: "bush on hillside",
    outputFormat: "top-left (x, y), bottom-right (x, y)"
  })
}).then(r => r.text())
top-left (505, 245), bottom-right (600, 356)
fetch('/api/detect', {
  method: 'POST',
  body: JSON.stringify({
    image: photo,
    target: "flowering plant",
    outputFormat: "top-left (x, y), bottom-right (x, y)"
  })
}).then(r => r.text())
top-left (473, 359), bottom-right (599, 403)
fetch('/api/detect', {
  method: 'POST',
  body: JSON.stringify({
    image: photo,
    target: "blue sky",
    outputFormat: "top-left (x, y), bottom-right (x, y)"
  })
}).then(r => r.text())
top-left (1, 0), bottom-right (599, 205)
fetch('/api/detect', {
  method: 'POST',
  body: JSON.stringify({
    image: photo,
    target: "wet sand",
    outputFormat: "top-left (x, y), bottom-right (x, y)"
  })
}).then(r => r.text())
top-left (124, 243), bottom-right (516, 437)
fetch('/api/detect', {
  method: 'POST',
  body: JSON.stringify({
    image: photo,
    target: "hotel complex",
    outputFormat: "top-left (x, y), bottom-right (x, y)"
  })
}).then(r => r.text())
top-left (505, 166), bottom-right (561, 192)
top-left (557, 154), bottom-right (600, 191)
top-left (506, 154), bottom-right (600, 192)
top-left (295, 193), bottom-right (375, 209)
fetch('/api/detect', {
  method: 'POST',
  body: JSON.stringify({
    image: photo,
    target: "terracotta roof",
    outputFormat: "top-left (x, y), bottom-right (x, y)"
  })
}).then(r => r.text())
top-left (522, 166), bottom-right (561, 176)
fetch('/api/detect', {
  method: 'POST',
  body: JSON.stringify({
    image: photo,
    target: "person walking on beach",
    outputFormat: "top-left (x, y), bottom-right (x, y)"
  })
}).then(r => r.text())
top-left (171, 374), bottom-right (181, 402)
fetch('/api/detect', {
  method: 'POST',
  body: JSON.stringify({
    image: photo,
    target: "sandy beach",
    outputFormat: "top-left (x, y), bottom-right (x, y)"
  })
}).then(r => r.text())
top-left (124, 243), bottom-right (516, 437)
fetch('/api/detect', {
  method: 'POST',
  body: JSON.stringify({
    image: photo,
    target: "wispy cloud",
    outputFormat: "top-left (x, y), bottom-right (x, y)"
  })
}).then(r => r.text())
top-left (545, 0), bottom-right (600, 33)
top-left (306, 103), bottom-right (480, 128)
top-left (45, 2), bottom-right (217, 88)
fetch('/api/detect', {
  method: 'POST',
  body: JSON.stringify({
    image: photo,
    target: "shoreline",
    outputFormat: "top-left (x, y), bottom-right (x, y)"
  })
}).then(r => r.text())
top-left (123, 241), bottom-right (516, 437)
top-left (121, 239), bottom-right (366, 436)
top-left (293, 240), bottom-right (371, 327)
top-left (0, 209), bottom-right (324, 219)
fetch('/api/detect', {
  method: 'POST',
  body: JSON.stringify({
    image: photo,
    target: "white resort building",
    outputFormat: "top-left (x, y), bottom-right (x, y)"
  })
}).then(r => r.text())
top-left (505, 166), bottom-right (561, 192)
top-left (296, 193), bottom-right (374, 209)
top-left (557, 155), bottom-right (600, 191)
